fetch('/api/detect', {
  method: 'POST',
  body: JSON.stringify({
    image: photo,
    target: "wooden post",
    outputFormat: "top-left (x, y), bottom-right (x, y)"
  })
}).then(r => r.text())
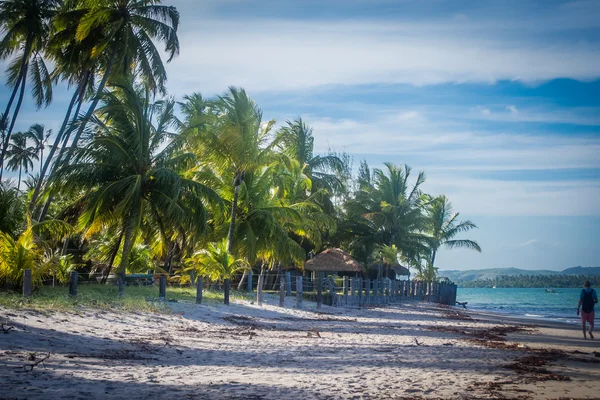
top-left (357, 278), bottom-right (363, 305)
top-left (380, 279), bottom-right (385, 303)
top-left (23, 269), bottom-right (32, 297)
top-left (316, 272), bottom-right (323, 309)
top-left (365, 279), bottom-right (371, 304)
top-left (69, 271), bottom-right (78, 297)
top-left (247, 270), bottom-right (253, 292)
top-left (118, 272), bottom-right (125, 297)
top-left (279, 274), bottom-right (285, 307)
top-left (224, 278), bottom-right (230, 305)
top-left (285, 272), bottom-right (292, 296)
top-left (159, 275), bottom-right (166, 300)
top-left (196, 276), bottom-right (203, 304)
top-left (343, 276), bottom-right (349, 306)
top-left (296, 276), bottom-right (303, 308)
top-left (257, 273), bottom-right (264, 306)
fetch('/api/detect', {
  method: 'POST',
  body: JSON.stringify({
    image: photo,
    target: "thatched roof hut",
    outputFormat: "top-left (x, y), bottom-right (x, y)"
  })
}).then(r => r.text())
top-left (304, 248), bottom-right (362, 273)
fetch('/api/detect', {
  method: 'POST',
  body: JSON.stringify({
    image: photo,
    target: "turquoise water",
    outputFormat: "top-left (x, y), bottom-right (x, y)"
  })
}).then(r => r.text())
top-left (456, 287), bottom-right (598, 325)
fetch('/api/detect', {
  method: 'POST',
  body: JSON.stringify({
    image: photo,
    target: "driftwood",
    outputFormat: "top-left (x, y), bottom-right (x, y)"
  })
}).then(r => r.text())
top-left (456, 301), bottom-right (468, 309)
top-left (15, 353), bottom-right (51, 373)
top-left (1, 322), bottom-right (15, 334)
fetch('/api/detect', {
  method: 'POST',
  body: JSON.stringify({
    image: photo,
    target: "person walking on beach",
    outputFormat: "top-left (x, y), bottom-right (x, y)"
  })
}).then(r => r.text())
top-left (577, 281), bottom-right (598, 339)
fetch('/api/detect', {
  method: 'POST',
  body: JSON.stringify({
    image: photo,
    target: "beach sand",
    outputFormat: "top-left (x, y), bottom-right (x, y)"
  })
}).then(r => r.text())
top-left (1, 294), bottom-right (599, 399)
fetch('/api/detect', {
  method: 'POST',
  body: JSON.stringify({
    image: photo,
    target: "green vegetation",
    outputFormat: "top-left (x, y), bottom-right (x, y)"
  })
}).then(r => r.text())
top-left (459, 274), bottom-right (598, 288)
top-left (0, 284), bottom-right (253, 313)
top-left (0, 0), bottom-right (482, 306)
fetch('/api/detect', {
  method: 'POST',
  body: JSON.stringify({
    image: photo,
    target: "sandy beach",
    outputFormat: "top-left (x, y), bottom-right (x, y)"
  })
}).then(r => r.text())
top-left (1, 295), bottom-right (599, 399)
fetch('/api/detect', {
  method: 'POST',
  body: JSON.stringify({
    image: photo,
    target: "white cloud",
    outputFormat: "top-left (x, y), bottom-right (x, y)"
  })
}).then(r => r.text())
top-left (163, 17), bottom-right (600, 94)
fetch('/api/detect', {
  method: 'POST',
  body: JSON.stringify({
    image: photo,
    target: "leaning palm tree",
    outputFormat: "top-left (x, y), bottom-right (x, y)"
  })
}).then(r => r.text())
top-left (50, 79), bottom-right (218, 295)
top-left (0, 0), bottom-right (57, 179)
top-left (5, 132), bottom-right (38, 190)
top-left (33, 0), bottom-right (181, 216)
top-left (425, 195), bottom-right (481, 271)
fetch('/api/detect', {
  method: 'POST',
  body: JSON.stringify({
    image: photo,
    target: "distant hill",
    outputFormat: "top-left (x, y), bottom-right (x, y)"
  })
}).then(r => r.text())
top-left (439, 266), bottom-right (600, 283)
top-left (562, 266), bottom-right (600, 276)
top-left (439, 268), bottom-right (561, 283)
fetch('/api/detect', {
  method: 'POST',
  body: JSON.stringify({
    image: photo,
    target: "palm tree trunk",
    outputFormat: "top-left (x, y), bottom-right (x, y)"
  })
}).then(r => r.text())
top-left (101, 230), bottom-right (124, 284)
top-left (17, 165), bottom-right (22, 191)
top-left (226, 181), bottom-right (240, 254)
top-left (39, 147), bottom-right (43, 176)
top-left (117, 218), bottom-right (136, 296)
top-left (430, 249), bottom-right (437, 270)
top-left (39, 48), bottom-right (116, 218)
top-left (0, 63), bottom-right (28, 181)
top-left (0, 37), bottom-right (32, 176)
top-left (237, 269), bottom-right (247, 290)
top-left (29, 86), bottom-right (80, 212)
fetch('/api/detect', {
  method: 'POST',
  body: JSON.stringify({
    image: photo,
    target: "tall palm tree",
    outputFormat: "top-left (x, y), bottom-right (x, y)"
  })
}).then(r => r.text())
top-left (0, 0), bottom-right (58, 179)
top-left (50, 79), bottom-right (218, 295)
top-left (276, 118), bottom-right (346, 197)
top-left (5, 132), bottom-right (38, 190)
top-left (25, 123), bottom-right (50, 175)
top-left (33, 0), bottom-right (181, 216)
top-left (426, 195), bottom-right (481, 271)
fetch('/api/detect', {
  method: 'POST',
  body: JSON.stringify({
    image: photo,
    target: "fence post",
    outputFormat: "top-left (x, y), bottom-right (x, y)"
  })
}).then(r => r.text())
top-left (296, 276), bottom-right (303, 308)
top-left (366, 279), bottom-right (371, 304)
top-left (316, 272), bottom-right (323, 309)
top-left (224, 278), bottom-right (230, 305)
top-left (159, 275), bottom-right (166, 300)
top-left (343, 276), bottom-right (349, 306)
top-left (380, 280), bottom-right (385, 303)
top-left (286, 272), bottom-right (292, 296)
top-left (69, 271), bottom-right (78, 297)
top-left (247, 270), bottom-right (253, 292)
top-left (357, 278), bottom-right (363, 306)
top-left (279, 274), bottom-right (285, 307)
top-left (196, 276), bottom-right (203, 304)
top-left (23, 269), bottom-right (32, 297)
top-left (257, 273), bottom-right (264, 306)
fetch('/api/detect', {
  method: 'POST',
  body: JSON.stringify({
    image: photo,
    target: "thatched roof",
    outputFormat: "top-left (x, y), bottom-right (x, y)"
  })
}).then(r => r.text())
top-left (369, 262), bottom-right (410, 276)
top-left (304, 248), bottom-right (362, 272)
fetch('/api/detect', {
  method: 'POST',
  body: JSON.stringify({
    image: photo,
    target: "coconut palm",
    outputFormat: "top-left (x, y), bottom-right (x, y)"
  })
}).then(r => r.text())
top-left (33, 0), bottom-right (181, 215)
top-left (0, 0), bottom-right (57, 179)
top-left (425, 195), bottom-right (481, 271)
top-left (0, 182), bottom-right (25, 236)
top-left (5, 132), bottom-right (38, 190)
top-left (50, 79), bottom-right (218, 295)
top-left (25, 123), bottom-right (50, 175)
top-left (276, 118), bottom-right (346, 198)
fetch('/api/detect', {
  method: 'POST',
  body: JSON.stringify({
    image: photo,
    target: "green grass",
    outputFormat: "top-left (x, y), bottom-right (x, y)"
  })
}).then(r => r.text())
top-left (0, 284), bottom-right (254, 314)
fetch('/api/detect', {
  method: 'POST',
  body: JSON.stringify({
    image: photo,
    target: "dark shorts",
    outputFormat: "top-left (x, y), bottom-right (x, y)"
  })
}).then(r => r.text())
top-left (581, 311), bottom-right (594, 324)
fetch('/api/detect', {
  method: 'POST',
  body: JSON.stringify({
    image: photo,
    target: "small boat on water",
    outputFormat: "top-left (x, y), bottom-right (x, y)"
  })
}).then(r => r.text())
top-left (545, 289), bottom-right (558, 293)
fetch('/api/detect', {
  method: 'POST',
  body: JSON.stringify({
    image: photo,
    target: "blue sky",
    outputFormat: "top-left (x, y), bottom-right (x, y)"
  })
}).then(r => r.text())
top-left (2, 0), bottom-right (600, 271)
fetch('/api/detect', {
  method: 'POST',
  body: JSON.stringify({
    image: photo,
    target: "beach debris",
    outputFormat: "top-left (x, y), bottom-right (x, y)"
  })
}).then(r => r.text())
top-left (414, 338), bottom-right (422, 346)
top-left (455, 301), bottom-right (468, 309)
top-left (1, 322), bottom-right (15, 334)
top-left (442, 342), bottom-right (454, 346)
top-left (15, 353), bottom-right (51, 373)
top-left (307, 328), bottom-right (321, 338)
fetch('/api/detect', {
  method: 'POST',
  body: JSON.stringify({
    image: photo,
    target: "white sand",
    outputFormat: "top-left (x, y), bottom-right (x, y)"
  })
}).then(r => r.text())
top-left (1, 294), bottom-right (599, 399)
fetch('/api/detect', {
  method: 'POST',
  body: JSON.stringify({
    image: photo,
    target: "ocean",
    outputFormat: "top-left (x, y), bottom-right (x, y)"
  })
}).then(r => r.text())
top-left (456, 287), bottom-right (598, 325)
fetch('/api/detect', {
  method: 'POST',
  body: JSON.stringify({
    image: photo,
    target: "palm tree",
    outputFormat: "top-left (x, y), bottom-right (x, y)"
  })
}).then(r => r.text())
top-left (0, 0), bottom-right (57, 179)
top-left (25, 123), bottom-right (50, 175)
top-left (0, 182), bottom-right (25, 236)
top-left (185, 87), bottom-right (279, 303)
top-left (343, 162), bottom-right (429, 268)
top-left (32, 0), bottom-right (181, 216)
top-left (50, 79), bottom-right (218, 295)
top-left (426, 195), bottom-right (481, 271)
top-left (276, 118), bottom-right (346, 198)
top-left (5, 132), bottom-right (38, 190)
top-left (185, 239), bottom-right (248, 304)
